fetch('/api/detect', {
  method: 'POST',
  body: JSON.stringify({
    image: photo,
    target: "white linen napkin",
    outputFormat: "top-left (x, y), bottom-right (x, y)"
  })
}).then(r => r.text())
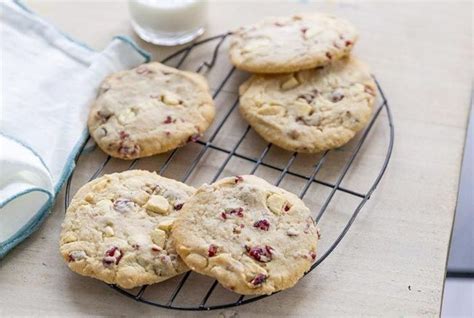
top-left (0, 0), bottom-right (150, 258)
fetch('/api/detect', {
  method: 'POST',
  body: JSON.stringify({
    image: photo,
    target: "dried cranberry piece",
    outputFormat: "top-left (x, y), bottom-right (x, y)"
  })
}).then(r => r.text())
top-left (345, 40), bottom-right (353, 47)
top-left (68, 251), bottom-right (86, 262)
top-left (234, 175), bottom-right (244, 183)
top-left (174, 203), bottom-right (183, 211)
top-left (331, 91), bottom-right (345, 102)
top-left (164, 116), bottom-right (173, 124)
top-left (222, 207), bottom-right (244, 219)
top-left (301, 27), bottom-right (308, 34)
top-left (253, 219), bottom-right (270, 231)
top-left (246, 245), bottom-right (273, 262)
top-left (113, 198), bottom-right (134, 213)
top-left (103, 247), bottom-right (122, 266)
top-left (96, 111), bottom-right (111, 123)
top-left (283, 203), bottom-right (291, 212)
top-left (364, 85), bottom-right (375, 96)
top-left (231, 207), bottom-right (244, 217)
top-left (310, 252), bottom-right (317, 261)
top-left (297, 91), bottom-right (318, 104)
top-left (187, 134), bottom-right (200, 143)
top-left (236, 208), bottom-right (244, 217)
top-left (208, 244), bottom-right (218, 257)
top-left (136, 66), bottom-right (151, 75)
top-left (118, 144), bottom-right (140, 157)
top-left (119, 131), bottom-right (129, 139)
top-left (251, 273), bottom-right (267, 286)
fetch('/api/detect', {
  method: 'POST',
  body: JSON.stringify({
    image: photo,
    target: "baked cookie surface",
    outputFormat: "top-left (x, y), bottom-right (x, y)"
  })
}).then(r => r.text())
top-left (60, 170), bottom-right (195, 289)
top-left (229, 13), bottom-right (357, 73)
top-left (88, 62), bottom-right (215, 160)
top-left (239, 57), bottom-right (376, 153)
top-left (172, 175), bottom-right (318, 295)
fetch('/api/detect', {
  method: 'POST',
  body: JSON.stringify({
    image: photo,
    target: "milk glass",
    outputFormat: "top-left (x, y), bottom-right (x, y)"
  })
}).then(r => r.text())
top-left (128, 0), bottom-right (208, 46)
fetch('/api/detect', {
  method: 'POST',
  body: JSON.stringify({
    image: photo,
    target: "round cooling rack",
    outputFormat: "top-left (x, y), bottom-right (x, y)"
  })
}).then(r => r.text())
top-left (65, 33), bottom-right (394, 311)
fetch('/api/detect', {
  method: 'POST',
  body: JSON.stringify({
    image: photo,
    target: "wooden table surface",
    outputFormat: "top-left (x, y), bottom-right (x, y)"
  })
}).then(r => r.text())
top-left (1, 1), bottom-right (472, 317)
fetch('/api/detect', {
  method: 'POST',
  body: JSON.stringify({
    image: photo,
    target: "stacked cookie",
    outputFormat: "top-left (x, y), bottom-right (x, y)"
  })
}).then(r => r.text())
top-left (230, 13), bottom-right (377, 153)
top-left (60, 172), bottom-right (318, 295)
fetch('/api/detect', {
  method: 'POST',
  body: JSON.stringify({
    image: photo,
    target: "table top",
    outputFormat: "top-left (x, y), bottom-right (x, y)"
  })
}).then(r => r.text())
top-left (1, 1), bottom-right (472, 317)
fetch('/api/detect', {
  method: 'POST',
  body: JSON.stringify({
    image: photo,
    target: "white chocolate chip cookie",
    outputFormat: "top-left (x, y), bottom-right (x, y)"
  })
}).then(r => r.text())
top-left (239, 57), bottom-right (376, 153)
top-left (229, 13), bottom-right (357, 73)
top-left (60, 170), bottom-right (195, 289)
top-left (172, 175), bottom-right (318, 295)
top-left (88, 62), bottom-right (215, 160)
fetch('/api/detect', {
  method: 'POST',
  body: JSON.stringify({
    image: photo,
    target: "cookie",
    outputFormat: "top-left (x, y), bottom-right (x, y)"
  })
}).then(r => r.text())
top-left (88, 62), bottom-right (215, 160)
top-left (229, 13), bottom-right (357, 73)
top-left (239, 57), bottom-right (377, 153)
top-left (172, 175), bottom-right (318, 295)
top-left (60, 170), bottom-right (195, 289)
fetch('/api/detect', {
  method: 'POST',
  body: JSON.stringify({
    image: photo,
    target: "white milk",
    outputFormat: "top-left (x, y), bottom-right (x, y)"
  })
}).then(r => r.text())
top-left (128, 0), bottom-right (208, 46)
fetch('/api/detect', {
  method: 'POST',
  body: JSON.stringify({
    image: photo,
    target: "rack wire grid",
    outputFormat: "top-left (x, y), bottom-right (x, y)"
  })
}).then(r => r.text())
top-left (65, 33), bottom-right (394, 311)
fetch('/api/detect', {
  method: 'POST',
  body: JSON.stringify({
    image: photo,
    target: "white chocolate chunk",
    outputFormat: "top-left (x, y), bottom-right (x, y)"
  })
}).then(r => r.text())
top-left (185, 253), bottom-right (208, 270)
top-left (117, 108), bottom-right (137, 124)
top-left (150, 228), bottom-right (167, 248)
top-left (158, 218), bottom-right (175, 232)
top-left (266, 193), bottom-right (288, 215)
top-left (162, 93), bottom-right (180, 106)
top-left (257, 105), bottom-right (285, 116)
top-left (104, 226), bottom-right (114, 237)
top-left (145, 195), bottom-right (170, 215)
top-left (293, 100), bottom-right (313, 116)
top-left (69, 250), bottom-right (86, 261)
top-left (287, 228), bottom-right (299, 236)
top-left (92, 179), bottom-right (109, 191)
top-left (281, 76), bottom-right (300, 90)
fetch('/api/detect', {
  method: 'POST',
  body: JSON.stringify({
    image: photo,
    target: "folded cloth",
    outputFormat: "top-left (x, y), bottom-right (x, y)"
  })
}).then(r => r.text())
top-left (0, 0), bottom-right (150, 258)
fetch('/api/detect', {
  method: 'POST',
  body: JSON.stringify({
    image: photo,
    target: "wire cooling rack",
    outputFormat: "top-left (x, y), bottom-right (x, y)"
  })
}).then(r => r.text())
top-left (65, 33), bottom-right (394, 311)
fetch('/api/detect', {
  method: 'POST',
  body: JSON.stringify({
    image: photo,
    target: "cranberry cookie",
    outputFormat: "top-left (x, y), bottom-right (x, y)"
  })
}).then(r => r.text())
top-left (172, 175), bottom-right (318, 295)
top-left (88, 62), bottom-right (215, 160)
top-left (60, 170), bottom-right (195, 289)
top-left (229, 13), bottom-right (357, 73)
top-left (239, 57), bottom-right (376, 153)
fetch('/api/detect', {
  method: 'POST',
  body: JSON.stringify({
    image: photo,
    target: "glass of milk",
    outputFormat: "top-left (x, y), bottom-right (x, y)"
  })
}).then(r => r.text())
top-left (128, 0), bottom-right (208, 46)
